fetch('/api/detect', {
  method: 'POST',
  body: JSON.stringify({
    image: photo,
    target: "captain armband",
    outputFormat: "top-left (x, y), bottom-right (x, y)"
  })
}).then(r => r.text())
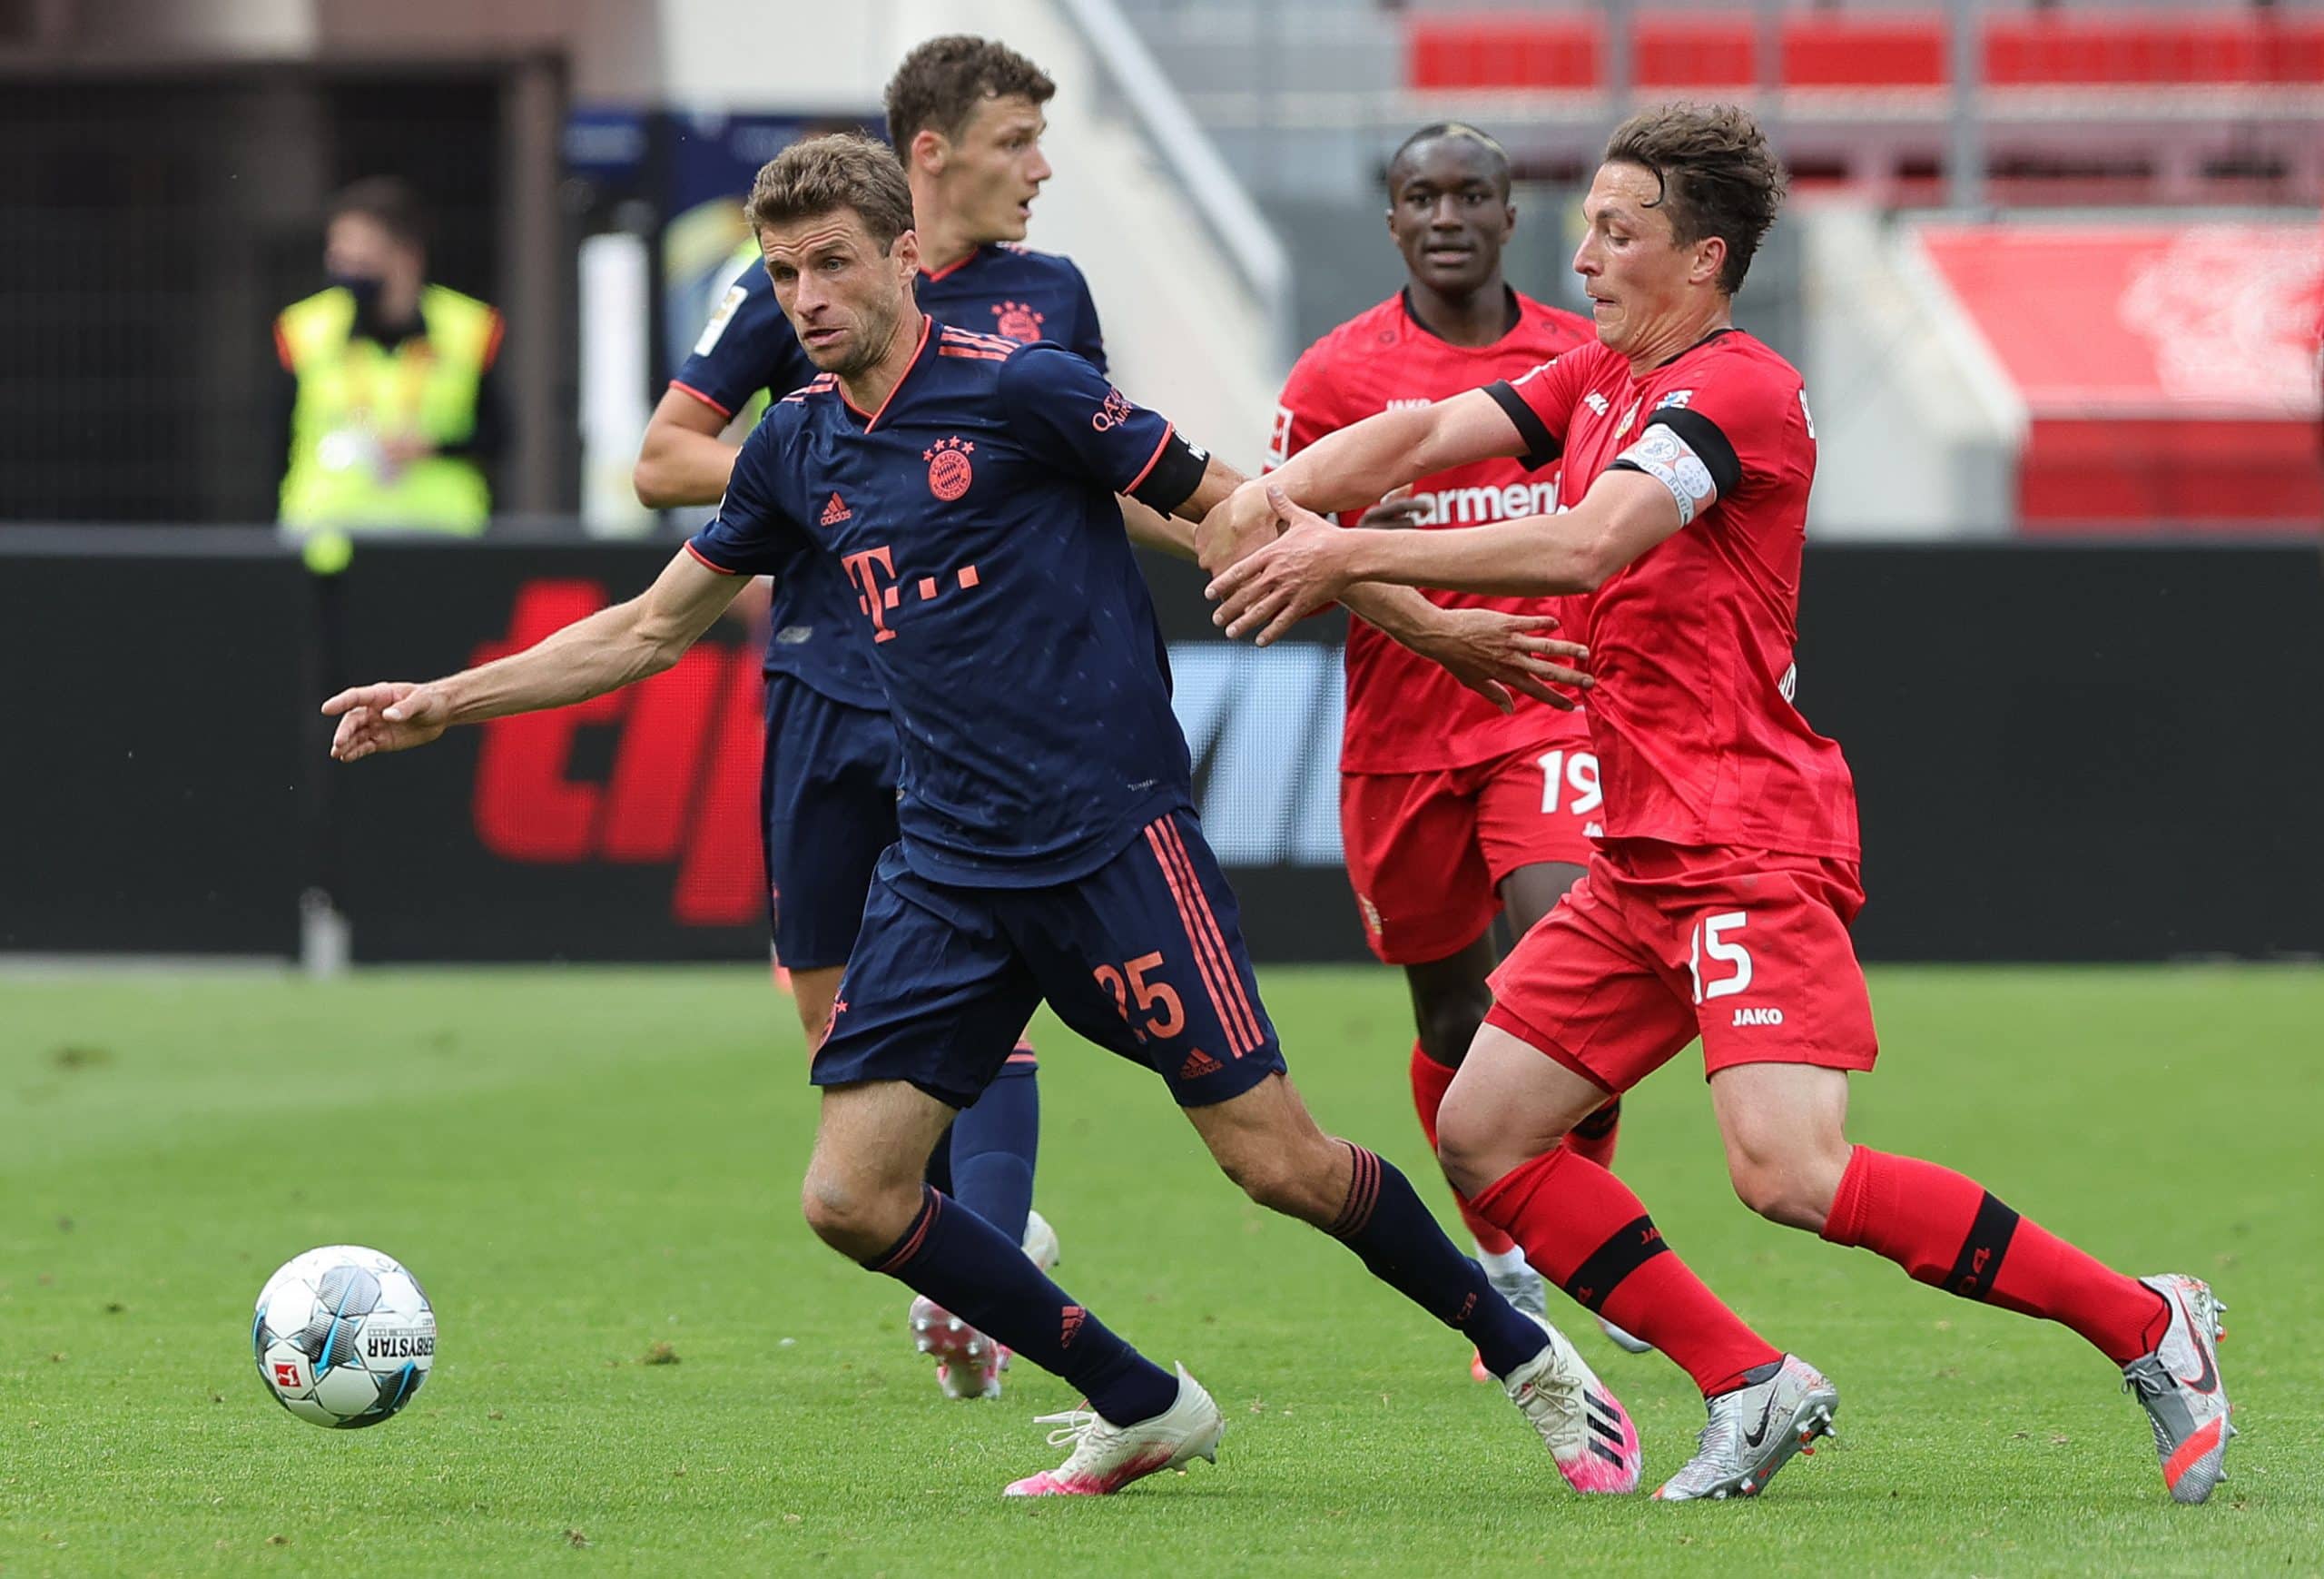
top-left (1128, 430), bottom-right (1212, 515)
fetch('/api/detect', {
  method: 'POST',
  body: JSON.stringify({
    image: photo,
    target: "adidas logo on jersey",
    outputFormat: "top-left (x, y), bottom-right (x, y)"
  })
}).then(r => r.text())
top-left (1179, 1047), bottom-right (1224, 1080)
top-left (1384, 398), bottom-right (1432, 412)
top-left (1731, 1006), bottom-right (1786, 1027)
top-left (821, 493), bottom-right (852, 526)
top-left (1584, 392), bottom-right (1611, 416)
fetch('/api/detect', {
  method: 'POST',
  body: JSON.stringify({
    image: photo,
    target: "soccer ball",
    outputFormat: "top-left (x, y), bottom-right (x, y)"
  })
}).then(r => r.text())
top-left (251, 1245), bottom-right (436, 1429)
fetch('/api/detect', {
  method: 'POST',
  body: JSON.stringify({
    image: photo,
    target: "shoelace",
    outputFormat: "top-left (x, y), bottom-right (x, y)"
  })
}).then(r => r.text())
top-left (2121, 1356), bottom-right (2172, 1403)
top-left (1032, 1406), bottom-right (1108, 1452)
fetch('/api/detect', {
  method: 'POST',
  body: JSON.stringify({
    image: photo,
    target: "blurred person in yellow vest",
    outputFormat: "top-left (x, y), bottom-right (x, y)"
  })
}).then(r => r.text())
top-left (274, 178), bottom-right (507, 536)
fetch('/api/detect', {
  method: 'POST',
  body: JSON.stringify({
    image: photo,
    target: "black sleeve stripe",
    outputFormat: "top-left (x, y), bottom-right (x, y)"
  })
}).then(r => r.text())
top-left (1485, 380), bottom-right (1561, 472)
top-left (1650, 407), bottom-right (1743, 499)
top-left (1128, 430), bottom-right (1210, 515)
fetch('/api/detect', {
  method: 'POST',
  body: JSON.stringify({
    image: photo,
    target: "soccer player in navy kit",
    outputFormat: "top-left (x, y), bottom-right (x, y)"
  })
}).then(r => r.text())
top-left (326, 133), bottom-right (1640, 1499)
top-left (633, 37), bottom-right (1109, 1399)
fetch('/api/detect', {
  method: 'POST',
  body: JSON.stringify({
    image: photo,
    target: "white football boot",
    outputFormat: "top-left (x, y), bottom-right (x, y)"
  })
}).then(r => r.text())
top-left (2122, 1273), bottom-right (2235, 1505)
top-left (1501, 1313), bottom-right (1643, 1494)
top-left (1654, 1355), bottom-right (1837, 1501)
top-left (1021, 1209), bottom-right (1060, 1273)
top-left (1002, 1364), bottom-right (1223, 1496)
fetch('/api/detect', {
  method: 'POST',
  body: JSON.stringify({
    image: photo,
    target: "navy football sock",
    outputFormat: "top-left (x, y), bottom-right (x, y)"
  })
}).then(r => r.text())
top-left (949, 1060), bottom-right (1039, 1247)
top-left (865, 1186), bottom-right (1177, 1426)
top-left (1326, 1143), bottom-right (1548, 1380)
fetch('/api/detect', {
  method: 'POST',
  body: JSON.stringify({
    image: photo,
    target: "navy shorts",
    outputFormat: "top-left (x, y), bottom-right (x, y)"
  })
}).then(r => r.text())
top-left (814, 808), bottom-right (1286, 1109)
top-left (761, 673), bottom-right (901, 972)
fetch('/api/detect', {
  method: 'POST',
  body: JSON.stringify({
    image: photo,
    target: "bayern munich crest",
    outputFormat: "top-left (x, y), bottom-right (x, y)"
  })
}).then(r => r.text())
top-left (925, 436), bottom-right (974, 501)
top-left (992, 300), bottom-right (1046, 341)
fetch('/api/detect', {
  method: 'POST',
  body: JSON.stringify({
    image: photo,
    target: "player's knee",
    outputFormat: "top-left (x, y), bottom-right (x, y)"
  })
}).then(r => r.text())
top-left (1435, 1090), bottom-right (1529, 1199)
top-left (1724, 1150), bottom-right (1838, 1232)
top-left (798, 1167), bottom-right (908, 1258)
top-left (1216, 1135), bottom-right (1340, 1224)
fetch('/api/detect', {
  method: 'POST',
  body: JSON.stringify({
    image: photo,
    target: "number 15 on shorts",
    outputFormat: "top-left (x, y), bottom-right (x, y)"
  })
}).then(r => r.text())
top-left (1689, 911), bottom-right (1752, 1004)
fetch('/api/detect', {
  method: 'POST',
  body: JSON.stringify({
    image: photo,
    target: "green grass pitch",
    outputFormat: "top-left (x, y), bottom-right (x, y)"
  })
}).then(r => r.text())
top-left (3, 964), bottom-right (2318, 1575)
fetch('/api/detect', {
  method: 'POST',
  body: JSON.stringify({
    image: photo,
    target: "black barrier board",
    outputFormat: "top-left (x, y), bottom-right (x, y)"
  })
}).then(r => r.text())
top-left (5, 531), bottom-right (2319, 964)
top-left (1, 537), bottom-right (310, 955)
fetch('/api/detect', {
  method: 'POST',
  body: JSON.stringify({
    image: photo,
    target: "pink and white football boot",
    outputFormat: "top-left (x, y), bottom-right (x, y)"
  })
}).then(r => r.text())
top-left (1002, 1364), bottom-right (1223, 1496)
top-left (909, 1297), bottom-right (1009, 1401)
top-left (1502, 1313), bottom-right (1644, 1494)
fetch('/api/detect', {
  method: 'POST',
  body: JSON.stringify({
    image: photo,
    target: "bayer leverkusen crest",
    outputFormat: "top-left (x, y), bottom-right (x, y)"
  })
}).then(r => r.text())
top-left (924, 436), bottom-right (974, 501)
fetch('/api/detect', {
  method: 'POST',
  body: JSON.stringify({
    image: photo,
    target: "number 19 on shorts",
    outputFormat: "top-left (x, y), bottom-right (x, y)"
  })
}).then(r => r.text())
top-left (1537, 748), bottom-right (1601, 816)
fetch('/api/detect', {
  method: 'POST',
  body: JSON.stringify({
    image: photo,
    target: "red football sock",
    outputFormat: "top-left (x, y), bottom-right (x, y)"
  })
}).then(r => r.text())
top-left (1822, 1147), bottom-right (2169, 1366)
top-left (1565, 1096), bottom-right (1622, 1170)
top-left (1407, 1041), bottom-right (1517, 1257)
top-left (1473, 1146), bottom-right (1781, 1396)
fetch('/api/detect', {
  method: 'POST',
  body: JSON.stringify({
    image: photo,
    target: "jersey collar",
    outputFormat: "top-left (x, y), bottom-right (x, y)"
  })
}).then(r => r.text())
top-left (919, 245), bottom-right (988, 284)
top-left (1649, 325), bottom-right (1738, 371)
top-left (1399, 284), bottom-right (1522, 350)
top-left (842, 315), bottom-right (935, 431)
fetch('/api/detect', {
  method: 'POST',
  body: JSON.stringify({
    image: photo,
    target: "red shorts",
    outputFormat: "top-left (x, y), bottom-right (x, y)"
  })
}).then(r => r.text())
top-left (1485, 841), bottom-right (1878, 1092)
top-left (1341, 739), bottom-right (1600, 965)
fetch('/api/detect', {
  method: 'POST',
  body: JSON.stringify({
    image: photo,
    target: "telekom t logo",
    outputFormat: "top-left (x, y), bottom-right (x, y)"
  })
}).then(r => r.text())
top-left (841, 546), bottom-right (900, 642)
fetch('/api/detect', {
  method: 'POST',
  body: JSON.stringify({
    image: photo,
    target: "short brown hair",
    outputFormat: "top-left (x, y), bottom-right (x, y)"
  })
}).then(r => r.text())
top-left (328, 176), bottom-right (429, 251)
top-left (884, 35), bottom-right (1054, 147)
top-left (747, 133), bottom-right (916, 252)
top-left (1602, 104), bottom-right (1786, 295)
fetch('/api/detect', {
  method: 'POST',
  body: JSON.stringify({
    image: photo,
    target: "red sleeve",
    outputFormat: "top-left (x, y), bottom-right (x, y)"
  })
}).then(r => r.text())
top-left (273, 320), bottom-right (295, 372)
top-left (1649, 356), bottom-right (1810, 508)
top-left (1264, 342), bottom-right (1344, 471)
top-left (1487, 345), bottom-right (1597, 470)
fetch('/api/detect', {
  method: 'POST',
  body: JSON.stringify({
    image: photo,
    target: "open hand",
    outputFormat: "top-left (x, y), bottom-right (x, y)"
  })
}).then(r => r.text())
top-left (321, 682), bottom-right (454, 762)
top-left (1205, 485), bottom-right (1356, 645)
top-left (1409, 608), bottom-right (1591, 713)
top-left (1194, 479), bottom-right (1284, 577)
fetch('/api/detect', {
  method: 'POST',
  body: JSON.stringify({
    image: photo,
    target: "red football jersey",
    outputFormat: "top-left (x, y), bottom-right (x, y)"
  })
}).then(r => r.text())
top-left (1492, 330), bottom-right (1859, 860)
top-left (1269, 290), bottom-right (1594, 774)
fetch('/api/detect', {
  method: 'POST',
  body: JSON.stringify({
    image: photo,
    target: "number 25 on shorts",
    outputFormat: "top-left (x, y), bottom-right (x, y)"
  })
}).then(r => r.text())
top-left (1688, 911), bottom-right (1753, 1004)
top-left (1094, 952), bottom-right (1185, 1041)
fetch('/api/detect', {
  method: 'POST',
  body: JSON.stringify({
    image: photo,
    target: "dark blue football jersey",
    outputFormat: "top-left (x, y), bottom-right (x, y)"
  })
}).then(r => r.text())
top-left (672, 243), bottom-right (1108, 713)
top-left (686, 321), bottom-right (1191, 888)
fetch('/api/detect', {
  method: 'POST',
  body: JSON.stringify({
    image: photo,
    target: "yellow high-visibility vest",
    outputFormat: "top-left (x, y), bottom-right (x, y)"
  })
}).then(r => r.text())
top-left (276, 283), bottom-right (501, 533)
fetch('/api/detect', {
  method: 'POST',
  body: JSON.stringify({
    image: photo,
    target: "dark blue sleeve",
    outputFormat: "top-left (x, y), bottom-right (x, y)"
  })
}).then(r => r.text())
top-left (1063, 262), bottom-right (1107, 376)
top-left (998, 342), bottom-right (1177, 495)
top-left (671, 262), bottom-right (817, 418)
top-left (686, 415), bottom-right (809, 576)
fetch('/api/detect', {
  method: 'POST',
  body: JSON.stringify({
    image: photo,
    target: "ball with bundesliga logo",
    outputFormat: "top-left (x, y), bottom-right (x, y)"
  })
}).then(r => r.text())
top-left (251, 1245), bottom-right (436, 1428)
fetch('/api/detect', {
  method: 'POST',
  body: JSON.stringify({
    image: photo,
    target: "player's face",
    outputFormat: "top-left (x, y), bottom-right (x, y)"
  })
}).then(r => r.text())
top-left (761, 210), bottom-right (922, 379)
top-left (1386, 140), bottom-right (1514, 297)
top-left (931, 94), bottom-right (1051, 244)
top-left (1572, 161), bottom-right (1724, 358)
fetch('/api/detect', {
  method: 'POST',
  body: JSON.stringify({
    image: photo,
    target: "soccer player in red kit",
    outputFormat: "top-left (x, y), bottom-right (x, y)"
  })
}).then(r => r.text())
top-left (1206, 104), bottom-right (2234, 1505)
top-left (1267, 123), bottom-right (1646, 1370)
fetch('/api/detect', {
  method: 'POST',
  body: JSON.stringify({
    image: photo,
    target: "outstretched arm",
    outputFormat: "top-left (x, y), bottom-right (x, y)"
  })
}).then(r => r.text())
top-left (322, 548), bottom-right (745, 761)
top-left (1197, 389), bottom-right (1528, 574)
top-left (1210, 471), bottom-right (1684, 646)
